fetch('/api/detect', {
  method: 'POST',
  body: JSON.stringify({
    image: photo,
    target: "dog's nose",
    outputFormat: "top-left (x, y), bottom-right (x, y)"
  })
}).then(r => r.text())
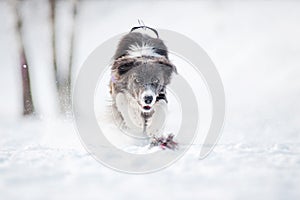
top-left (144, 95), bottom-right (153, 104)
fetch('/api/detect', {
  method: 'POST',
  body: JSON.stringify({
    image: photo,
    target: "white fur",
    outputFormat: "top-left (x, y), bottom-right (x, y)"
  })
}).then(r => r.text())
top-left (140, 89), bottom-right (156, 111)
top-left (115, 92), bottom-right (145, 137)
top-left (115, 92), bottom-right (167, 138)
top-left (127, 43), bottom-right (163, 58)
top-left (145, 100), bottom-right (167, 137)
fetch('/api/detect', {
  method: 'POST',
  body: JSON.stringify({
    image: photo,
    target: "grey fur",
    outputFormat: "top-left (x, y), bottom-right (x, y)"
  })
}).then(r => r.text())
top-left (113, 32), bottom-right (169, 59)
top-left (110, 31), bottom-right (177, 136)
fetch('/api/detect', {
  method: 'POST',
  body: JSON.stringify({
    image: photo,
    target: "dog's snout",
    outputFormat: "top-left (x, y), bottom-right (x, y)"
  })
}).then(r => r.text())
top-left (144, 95), bottom-right (153, 104)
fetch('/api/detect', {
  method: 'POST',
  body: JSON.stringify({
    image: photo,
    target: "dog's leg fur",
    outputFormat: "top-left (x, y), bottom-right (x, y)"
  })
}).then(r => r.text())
top-left (115, 92), bottom-right (167, 138)
top-left (144, 100), bottom-right (167, 137)
top-left (115, 92), bottom-right (145, 136)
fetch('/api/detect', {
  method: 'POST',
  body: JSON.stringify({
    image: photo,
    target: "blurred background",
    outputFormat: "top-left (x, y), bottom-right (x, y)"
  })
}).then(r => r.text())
top-left (0, 0), bottom-right (300, 200)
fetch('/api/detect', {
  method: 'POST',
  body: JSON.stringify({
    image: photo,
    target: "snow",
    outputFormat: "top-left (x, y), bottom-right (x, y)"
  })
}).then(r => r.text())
top-left (1, 119), bottom-right (299, 199)
top-left (1, 0), bottom-right (300, 200)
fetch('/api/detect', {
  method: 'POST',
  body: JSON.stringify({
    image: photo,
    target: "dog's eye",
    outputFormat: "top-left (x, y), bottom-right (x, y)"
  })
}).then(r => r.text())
top-left (152, 79), bottom-right (159, 84)
top-left (135, 78), bottom-right (141, 83)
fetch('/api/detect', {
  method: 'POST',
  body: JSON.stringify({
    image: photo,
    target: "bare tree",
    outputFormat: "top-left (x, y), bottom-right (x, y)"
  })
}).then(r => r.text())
top-left (49, 0), bottom-right (65, 113)
top-left (13, 0), bottom-right (35, 116)
top-left (50, 0), bottom-right (78, 115)
top-left (67, 0), bottom-right (78, 105)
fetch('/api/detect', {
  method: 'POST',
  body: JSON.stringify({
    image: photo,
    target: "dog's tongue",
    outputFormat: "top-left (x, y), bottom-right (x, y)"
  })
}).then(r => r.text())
top-left (143, 106), bottom-right (151, 110)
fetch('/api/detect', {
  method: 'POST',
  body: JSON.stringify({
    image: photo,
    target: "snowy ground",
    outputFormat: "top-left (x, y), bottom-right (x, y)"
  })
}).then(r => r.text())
top-left (1, 0), bottom-right (300, 200)
top-left (1, 119), bottom-right (300, 200)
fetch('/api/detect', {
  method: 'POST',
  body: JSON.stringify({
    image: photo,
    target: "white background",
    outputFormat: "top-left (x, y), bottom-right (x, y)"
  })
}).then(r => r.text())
top-left (0, 0), bottom-right (300, 199)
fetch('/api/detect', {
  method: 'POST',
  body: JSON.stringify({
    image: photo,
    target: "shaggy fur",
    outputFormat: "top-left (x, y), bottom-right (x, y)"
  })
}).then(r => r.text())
top-left (110, 31), bottom-right (177, 137)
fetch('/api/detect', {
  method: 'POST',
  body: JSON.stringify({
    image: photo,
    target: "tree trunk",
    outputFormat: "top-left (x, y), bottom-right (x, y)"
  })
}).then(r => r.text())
top-left (13, 0), bottom-right (35, 116)
top-left (49, 0), bottom-right (65, 113)
top-left (67, 0), bottom-right (78, 108)
top-left (50, 0), bottom-right (78, 115)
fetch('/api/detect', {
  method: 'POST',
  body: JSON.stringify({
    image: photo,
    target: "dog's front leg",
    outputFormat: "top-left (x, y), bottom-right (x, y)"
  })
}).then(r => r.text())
top-left (115, 92), bottom-right (145, 136)
top-left (146, 100), bottom-right (167, 137)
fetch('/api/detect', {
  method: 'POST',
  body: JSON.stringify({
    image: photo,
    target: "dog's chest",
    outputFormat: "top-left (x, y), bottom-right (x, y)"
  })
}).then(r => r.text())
top-left (115, 92), bottom-right (168, 137)
top-left (115, 93), bottom-right (145, 130)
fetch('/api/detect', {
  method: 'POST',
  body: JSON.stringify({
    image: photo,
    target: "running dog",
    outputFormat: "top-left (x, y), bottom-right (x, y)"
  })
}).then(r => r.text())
top-left (110, 27), bottom-right (177, 141)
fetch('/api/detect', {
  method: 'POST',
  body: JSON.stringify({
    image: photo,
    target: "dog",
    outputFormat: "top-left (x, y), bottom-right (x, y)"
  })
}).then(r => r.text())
top-left (109, 27), bottom-right (177, 141)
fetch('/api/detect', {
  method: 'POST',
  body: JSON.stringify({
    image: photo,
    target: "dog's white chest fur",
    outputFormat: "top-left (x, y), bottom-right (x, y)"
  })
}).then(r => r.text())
top-left (115, 92), bottom-right (167, 137)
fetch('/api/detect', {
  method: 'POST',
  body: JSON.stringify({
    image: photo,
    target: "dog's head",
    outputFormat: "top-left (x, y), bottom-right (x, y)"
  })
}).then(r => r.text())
top-left (111, 56), bottom-right (177, 112)
top-left (111, 31), bottom-right (177, 113)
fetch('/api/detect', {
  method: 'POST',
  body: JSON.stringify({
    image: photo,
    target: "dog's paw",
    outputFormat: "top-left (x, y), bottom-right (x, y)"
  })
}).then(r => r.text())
top-left (150, 134), bottom-right (178, 150)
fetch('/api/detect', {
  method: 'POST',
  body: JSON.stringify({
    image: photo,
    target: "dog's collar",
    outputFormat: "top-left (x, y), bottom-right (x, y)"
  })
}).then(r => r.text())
top-left (130, 26), bottom-right (159, 38)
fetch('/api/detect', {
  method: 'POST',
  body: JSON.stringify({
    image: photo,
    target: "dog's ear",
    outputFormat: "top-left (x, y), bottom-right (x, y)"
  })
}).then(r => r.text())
top-left (156, 59), bottom-right (177, 75)
top-left (118, 61), bottom-right (135, 75)
top-left (112, 58), bottom-right (136, 76)
top-left (164, 62), bottom-right (177, 75)
top-left (156, 59), bottom-right (177, 85)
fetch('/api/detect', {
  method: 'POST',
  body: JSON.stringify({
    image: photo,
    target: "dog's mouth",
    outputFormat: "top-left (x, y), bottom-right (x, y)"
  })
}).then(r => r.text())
top-left (143, 105), bottom-right (151, 111)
